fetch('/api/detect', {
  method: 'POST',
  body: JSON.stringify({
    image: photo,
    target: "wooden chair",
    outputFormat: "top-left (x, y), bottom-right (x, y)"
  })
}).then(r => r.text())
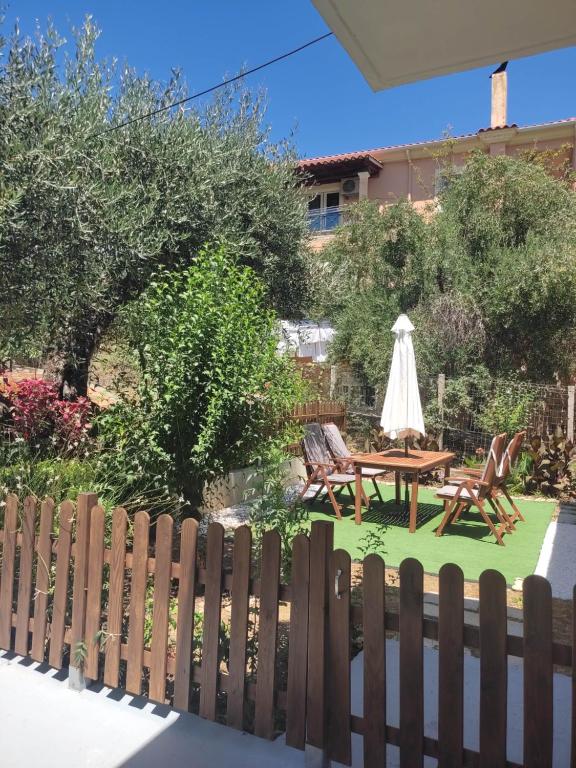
top-left (435, 433), bottom-right (511, 545)
top-left (493, 430), bottom-right (526, 526)
top-left (299, 423), bottom-right (369, 519)
top-left (322, 422), bottom-right (386, 503)
top-left (448, 431), bottom-right (526, 529)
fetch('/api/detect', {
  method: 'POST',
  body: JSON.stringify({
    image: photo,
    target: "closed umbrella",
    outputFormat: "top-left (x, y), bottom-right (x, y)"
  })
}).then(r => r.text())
top-left (380, 314), bottom-right (425, 509)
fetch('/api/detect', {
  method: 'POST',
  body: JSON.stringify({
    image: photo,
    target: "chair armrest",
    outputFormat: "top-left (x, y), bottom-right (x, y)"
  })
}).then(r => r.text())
top-left (453, 467), bottom-right (483, 477)
top-left (447, 476), bottom-right (490, 489)
top-left (303, 460), bottom-right (338, 471)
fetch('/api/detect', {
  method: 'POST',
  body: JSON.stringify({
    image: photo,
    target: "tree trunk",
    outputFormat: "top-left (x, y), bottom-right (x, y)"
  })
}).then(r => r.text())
top-left (58, 316), bottom-right (110, 399)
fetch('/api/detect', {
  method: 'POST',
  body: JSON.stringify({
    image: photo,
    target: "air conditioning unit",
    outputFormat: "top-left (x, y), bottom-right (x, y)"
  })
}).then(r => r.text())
top-left (341, 177), bottom-right (359, 195)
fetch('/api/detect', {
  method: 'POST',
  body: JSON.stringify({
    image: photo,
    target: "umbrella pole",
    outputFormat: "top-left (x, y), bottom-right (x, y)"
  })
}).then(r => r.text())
top-left (404, 437), bottom-right (409, 513)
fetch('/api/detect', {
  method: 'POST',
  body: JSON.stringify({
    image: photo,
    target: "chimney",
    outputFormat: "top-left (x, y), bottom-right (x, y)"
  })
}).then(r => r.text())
top-left (490, 62), bottom-right (508, 128)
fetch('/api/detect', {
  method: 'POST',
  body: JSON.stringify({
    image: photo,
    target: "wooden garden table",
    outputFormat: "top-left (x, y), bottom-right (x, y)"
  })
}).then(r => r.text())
top-left (351, 448), bottom-right (455, 532)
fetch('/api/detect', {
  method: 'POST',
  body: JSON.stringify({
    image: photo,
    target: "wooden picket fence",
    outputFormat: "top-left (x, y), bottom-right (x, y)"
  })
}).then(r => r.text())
top-left (288, 399), bottom-right (346, 430)
top-left (0, 492), bottom-right (574, 766)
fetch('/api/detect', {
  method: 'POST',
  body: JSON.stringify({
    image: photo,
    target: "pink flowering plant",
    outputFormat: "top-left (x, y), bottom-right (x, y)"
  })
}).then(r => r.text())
top-left (0, 379), bottom-right (92, 454)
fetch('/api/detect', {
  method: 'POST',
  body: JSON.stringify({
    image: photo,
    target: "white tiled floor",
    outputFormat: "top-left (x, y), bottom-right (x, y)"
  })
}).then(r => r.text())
top-left (535, 520), bottom-right (576, 598)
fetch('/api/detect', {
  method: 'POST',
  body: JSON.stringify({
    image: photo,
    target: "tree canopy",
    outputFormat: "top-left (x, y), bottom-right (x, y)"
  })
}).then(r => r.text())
top-left (314, 149), bottom-right (576, 389)
top-left (0, 18), bottom-right (310, 393)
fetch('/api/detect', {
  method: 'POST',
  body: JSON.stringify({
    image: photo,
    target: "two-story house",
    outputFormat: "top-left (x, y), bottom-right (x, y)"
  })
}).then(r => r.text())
top-left (298, 68), bottom-right (576, 249)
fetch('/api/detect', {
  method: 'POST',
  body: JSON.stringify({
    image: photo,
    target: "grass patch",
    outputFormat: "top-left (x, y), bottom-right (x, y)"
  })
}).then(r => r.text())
top-left (307, 483), bottom-right (554, 584)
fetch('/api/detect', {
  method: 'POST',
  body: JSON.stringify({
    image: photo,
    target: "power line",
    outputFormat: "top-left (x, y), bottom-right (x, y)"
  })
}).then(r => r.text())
top-left (90, 31), bottom-right (334, 139)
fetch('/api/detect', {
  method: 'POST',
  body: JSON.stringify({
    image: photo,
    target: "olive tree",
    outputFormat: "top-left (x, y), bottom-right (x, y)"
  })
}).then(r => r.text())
top-left (0, 18), bottom-right (309, 394)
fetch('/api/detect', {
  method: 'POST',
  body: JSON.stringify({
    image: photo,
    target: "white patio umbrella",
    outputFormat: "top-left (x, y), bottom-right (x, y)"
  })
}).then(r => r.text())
top-left (380, 313), bottom-right (425, 509)
top-left (380, 313), bottom-right (425, 443)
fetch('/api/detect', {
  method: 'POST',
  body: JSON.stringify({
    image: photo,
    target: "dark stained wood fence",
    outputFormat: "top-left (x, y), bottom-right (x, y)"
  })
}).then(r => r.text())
top-left (288, 400), bottom-right (346, 430)
top-left (0, 493), bottom-right (573, 767)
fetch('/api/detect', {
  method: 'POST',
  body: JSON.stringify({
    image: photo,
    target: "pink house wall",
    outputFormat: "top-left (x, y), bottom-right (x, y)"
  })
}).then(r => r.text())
top-left (304, 121), bottom-right (576, 247)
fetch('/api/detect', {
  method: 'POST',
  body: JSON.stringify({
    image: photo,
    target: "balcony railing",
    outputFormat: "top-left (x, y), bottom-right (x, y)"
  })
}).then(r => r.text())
top-left (307, 205), bottom-right (347, 233)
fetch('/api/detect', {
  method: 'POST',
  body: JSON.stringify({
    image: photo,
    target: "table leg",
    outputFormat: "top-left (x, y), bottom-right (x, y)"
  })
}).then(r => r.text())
top-left (355, 463), bottom-right (362, 525)
top-left (409, 472), bottom-right (419, 533)
top-left (395, 471), bottom-right (401, 505)
top-left (443, 463), bottom-right (451, 511)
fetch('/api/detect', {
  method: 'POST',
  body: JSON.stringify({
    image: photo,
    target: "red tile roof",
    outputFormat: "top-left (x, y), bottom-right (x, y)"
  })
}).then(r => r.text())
top-left (297, 151), bottom-right (383, 169)
top-left (297, 116), bottom-right (576, 168)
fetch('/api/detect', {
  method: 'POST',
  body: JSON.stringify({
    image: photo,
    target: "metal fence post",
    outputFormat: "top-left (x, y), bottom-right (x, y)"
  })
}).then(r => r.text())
top-left (438, 373), bottom-right (446, 450)
top-left (567, 385), bottom-right (575, 442)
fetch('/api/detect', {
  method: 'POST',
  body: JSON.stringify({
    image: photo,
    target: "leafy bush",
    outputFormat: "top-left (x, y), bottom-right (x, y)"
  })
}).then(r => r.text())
top-left (476, 379), bottom-right (537, 437)
top-left (519, 432), bottom-right (576, 498)
top-left (315, 150), bottom-right (576, 388)
top-left (97, 246), bottom-right (306, 512)
top-left (0, 379), bottom-right (91, 452)
top-left (424, 366), bottom-right (491, 434)
top-left (0, 442), bottom-right (97, 505)
top-left (0, 436), bottom-right (182, 521)
top-left (248, 442), bottom-right (309, 579)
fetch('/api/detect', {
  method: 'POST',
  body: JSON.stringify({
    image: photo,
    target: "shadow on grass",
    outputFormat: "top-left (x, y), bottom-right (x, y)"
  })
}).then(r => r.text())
top-left (309, 494), bottom-right (505, 543)
top-left (310, 496), bottom-right (445, 529)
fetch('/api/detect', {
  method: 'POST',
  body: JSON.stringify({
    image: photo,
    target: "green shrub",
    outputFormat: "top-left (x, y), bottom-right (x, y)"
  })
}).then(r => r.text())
top-left (97, 246), bottom-right (306, 513)
top-left (248, 442), bottom-right (309, 580)
top-left (476, 379), bottom-right (537, 437)
top-left (519, 432), bottom-right (576, 498)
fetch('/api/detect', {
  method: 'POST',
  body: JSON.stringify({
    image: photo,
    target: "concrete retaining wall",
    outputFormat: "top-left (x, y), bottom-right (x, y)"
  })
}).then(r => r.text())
top-left (201, 458), bottom-right (307, 513)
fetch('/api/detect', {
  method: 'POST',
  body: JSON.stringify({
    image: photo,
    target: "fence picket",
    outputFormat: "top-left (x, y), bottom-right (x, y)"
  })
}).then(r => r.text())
top-left (84, 505), bottom-right (105, 680)
top-left (173, 518), bottom-right (198, 711)
top-left (103, 508), bottom-right (128, 688)
top-left (126, 511), bottom-right (150, 695)
top-left (0, 491), bottom-right (572, 766)
top-left (199, 523), bottom-right (224, 720)
top-left (0, 494), bottom-right (18, 650)
top-left (307, 520), bottom-right (333, 749)
top-left (149, 514), bottom-right (173, 703)
top-left (399, 558), bottom-right (424, 768)
top-left (286, 533), bottom-right (310, 750)
top-left (327, 548), bottom-right (351, 765)
top-left (31, 498), bottom-right (55, 662)
top-left (438, 563), bottom-right (464, 768)
top-left (254, 529), bottom-right (281, 739)
top-left (523, 575), bottom-right (553, 768)
top-left (479, 569), bottom-right (507, 768)
top-left (49, 501), bottom-right (74, 668)
top-left (70, 492), bottom-right (98, 666)
top-left (227, 525), bottom-right (252, 730)
top-left (14, 496), bottom-right (36, 655)
top-left (572, 584), bottom-right (576, 768)
top-left (363, 554), bottom-right (386, 768)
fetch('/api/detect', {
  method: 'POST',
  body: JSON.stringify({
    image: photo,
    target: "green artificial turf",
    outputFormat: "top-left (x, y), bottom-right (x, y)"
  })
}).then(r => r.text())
top-left (306, 483), bottom-right (554, 584)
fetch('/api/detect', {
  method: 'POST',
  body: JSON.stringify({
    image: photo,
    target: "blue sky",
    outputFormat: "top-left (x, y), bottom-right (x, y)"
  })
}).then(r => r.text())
top-left (5, 1), bottom-right (576, 158)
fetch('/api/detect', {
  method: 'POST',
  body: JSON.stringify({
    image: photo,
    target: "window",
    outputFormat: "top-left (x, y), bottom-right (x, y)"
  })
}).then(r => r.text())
top-left (307, 190), bottom-right (341, 232)
top-left (434, 165), bottom-right (464, 197)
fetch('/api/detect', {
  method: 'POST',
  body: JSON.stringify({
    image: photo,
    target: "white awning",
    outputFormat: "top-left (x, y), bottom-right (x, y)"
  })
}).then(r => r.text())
top-left (312, 0), bottom-right (576, 90)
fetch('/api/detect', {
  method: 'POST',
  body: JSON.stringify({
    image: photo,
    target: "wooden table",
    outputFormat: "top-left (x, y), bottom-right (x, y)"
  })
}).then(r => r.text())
top-left (351, 448), bottom-right (455, 532)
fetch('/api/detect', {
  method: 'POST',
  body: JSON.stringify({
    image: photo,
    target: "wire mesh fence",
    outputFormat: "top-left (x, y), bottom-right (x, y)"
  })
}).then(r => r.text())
top-left (438, 378), bottom-right (574, 456)
top-left (331, 363), bottom-right (575, 459)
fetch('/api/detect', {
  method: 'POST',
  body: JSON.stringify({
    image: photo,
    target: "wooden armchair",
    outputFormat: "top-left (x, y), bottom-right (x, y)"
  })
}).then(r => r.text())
top-left (322, 422), bottom-right (387, 503)
top-left (299, 423), bottom-right (369, 519)
top-left (435, 433), bottom-right (511, 545)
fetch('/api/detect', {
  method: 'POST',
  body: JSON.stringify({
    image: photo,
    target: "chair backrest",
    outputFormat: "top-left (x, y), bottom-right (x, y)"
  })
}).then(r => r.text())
top-left (478, 432), bottom-right (507, 496)
top-left (496, 430), bottom-right (526, 484)
top-left (302, 423), bottom-right (333, 466)
top-left (322, 423), bottom-right (351, 460)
